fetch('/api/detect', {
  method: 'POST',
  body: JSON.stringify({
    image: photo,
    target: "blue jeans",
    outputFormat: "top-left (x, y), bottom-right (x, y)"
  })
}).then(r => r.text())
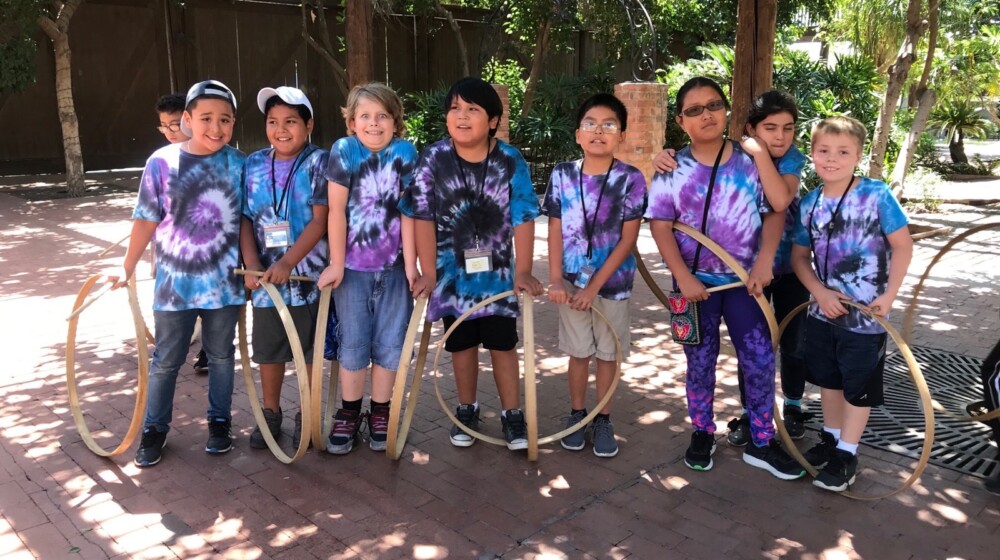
top-left (333, 267), bottom-right (413, 371)
top-left (143, 306), bottom-right (240, 432)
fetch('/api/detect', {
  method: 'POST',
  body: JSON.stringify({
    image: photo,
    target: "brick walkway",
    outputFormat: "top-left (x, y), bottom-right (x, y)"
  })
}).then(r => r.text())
top-left (1, 188), bottom-right (998, 559)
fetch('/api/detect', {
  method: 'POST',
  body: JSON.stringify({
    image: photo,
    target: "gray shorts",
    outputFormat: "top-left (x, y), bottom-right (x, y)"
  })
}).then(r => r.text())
top-left (557, 285), bottom-right (631, 361)
top-left (251, 301), bottom-right (320, 365)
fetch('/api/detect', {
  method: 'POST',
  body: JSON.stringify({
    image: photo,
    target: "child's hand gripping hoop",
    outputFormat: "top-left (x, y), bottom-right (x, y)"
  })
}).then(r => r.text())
top-left (65, 274), bottom-right (153, 457)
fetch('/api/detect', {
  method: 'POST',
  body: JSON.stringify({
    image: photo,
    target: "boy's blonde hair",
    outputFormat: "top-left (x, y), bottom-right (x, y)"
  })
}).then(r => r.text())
top-left (341, 83), bottom-right (406, 137)
top-left (811, 116), bottom-right (867, 152)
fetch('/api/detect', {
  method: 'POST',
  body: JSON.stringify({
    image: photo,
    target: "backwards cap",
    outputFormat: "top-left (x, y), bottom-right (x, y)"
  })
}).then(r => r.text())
top-left (181, 80), bottom-right (237, 136)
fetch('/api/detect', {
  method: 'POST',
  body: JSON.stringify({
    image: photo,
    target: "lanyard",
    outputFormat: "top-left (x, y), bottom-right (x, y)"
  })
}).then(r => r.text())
top-left (578, 158), bottom-right (615, 260)
top-left (807, 175), bottom-right (857, 283)
top-left (689, 141), bottom-right (727, 274)
top-left (270, 147), bottom-right (312, 221)
top-left (452, 140), bottom-right (492, 245)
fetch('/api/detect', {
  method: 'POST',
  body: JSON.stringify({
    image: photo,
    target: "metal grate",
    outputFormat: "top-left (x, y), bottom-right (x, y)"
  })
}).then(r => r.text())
top-left (807, 346), bottom-right (999, 479)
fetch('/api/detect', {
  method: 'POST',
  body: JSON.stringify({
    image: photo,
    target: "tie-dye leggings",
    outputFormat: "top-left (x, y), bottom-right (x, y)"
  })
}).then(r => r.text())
top-left (683, 286), bottom-right (776, 447)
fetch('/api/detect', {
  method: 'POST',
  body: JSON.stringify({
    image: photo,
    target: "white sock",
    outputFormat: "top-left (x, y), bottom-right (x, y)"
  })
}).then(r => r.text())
top-left (837, 441), bottom-right (858, 455)
top-left (824, 427), bottom-right (842, 440)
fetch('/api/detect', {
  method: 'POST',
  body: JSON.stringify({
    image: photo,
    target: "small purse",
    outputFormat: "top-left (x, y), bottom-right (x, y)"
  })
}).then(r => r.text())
top-left (668, 291), bottom-right (701, 345)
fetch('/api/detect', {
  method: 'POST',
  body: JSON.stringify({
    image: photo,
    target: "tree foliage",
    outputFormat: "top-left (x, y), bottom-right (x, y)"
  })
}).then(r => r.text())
top-left (0, 0), bottom-right (44, 93)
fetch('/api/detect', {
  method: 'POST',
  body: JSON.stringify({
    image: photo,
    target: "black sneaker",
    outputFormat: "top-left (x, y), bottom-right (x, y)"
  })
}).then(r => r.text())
top-left (501, 409), bottom-right (528, 451)
top-left (803, 430), bottom-right (838, 468)
top-left (368, 404), bottom-right (391, 451)
top-left (327, 408), bottom-right (365, 454)
top-left (591, 416), bottom-right (619, 458)
top-left (684, 430), bottom-right (716, 471)
top-left (193, 349), bottom-right (208, 374)
top-left (983, 470), bottom-right (1000, 496)
top-left (813, 449), bottom-right (858, 492)
top-left (560, 409), bottom-right (588, 451)
top-left (782, 405), bottom-right (807, 440)
top-left (249, 408), bottom-right (282, 450)
top-left (292, 411), bottom-right (308, 449)
top-left (134, 427), bottom-right (167, 468)
top-left (205, 417), bottom-right (233, 454)
top-left (449, 404), bottom-right (480, 448)
top-left (743, 439), bottom-right (807, 480)
top-left (726, 413), bottom-right (750, 447)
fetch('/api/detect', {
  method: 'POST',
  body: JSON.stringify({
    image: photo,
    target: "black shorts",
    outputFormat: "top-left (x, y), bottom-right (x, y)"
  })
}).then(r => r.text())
top-left (441, 315), bottom-right (518, 353)
top-left (251, 302), bottom-right (320, 364)
top-left (803, 315), bottom-right (886, 407)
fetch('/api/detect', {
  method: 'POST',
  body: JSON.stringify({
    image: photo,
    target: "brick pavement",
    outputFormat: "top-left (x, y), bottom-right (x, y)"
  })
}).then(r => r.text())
top-left (1, 187), bottom-right (998, 559)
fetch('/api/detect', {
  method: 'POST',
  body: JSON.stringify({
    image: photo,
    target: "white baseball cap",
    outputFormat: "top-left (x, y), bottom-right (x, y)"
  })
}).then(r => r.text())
top-left (257, 86), bottom-right (314, 119)
top-left (180, 80), bottom-right (237, 136)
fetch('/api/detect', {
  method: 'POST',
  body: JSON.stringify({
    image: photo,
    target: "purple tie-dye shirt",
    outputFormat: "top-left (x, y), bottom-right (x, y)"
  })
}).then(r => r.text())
top-left (132, 143), bottom-right (246, 311)
top-left (772, 146), bottom-right (808, 275)
top-left (793, 177), bottom-right (909, 334)
top-left (398, 138), bottom-right (539, 322)
top-left (644, 142), bottom-right (771, 286)
top-left (325, 136), bottom-right (418, 272)
top-left (541, 159), bottom-right (647, 300)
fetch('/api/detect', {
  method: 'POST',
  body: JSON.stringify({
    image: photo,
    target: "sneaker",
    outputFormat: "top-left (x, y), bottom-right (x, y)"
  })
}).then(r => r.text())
top-left (726, 413), bottom-right (750, 447)
top-left (803, 430), bottom-right (838, 468)
top-left (684, 430), bottom-right (716, 471)
top-left (782, 405), bottom-right (807, 440)
top-left (368, 404), bottom-right (391, 451)
top-left (292, 411), bottom-right (307, 449)
top-left (591, 416), bottom-right (619, 458)
top-left (743, 439), bottom-right (807, 480)
top-left (813, 449), bottom-right (858, 492)
top-left (134, 427), bottom-right (167, 468)
top-left (249, 408), bottom-right (282, 450)
top-left (193, 349), bottom-right (208, 374)
top-left (983, 470), bottom-right (1000, 496)
top-left (205, 418), bottom-right (233, 454)
top-left (501, 409), bottom-right (528, 451)
top-left (560, 409), bottom-right (588, 451)
top-left (449, 404), bottom-right (480, 448)
top-left (327, 408), bottom-right (365, 455)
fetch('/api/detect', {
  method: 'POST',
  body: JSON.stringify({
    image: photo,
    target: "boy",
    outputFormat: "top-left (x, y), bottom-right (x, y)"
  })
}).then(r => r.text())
top-left (399, 77), bottom-right (544, 451)
top-left (791, 116), bottom-right (913, 491)
top-left (542, 93), bottom-right (646, 457)
top-left (113, 80), bottom-right (247, 468)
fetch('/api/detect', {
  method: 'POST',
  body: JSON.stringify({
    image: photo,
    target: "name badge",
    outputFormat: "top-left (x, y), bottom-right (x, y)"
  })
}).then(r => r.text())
top-left (464, 248), bottom-right (492, 274)
top-left (574, 265), bottom-right (595, 289)
top-left (264, 222), bottom-right (291, 248)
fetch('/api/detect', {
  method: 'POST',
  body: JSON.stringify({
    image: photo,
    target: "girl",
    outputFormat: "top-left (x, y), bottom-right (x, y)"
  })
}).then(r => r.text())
top-left (317, 83), bottom-right (418, 454)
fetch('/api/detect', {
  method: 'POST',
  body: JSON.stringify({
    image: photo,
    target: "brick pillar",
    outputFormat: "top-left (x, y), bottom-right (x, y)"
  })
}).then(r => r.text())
top-left (491, 84), bottom-right (510, 143)
top-left (613, 82), bottom-right (670, 185)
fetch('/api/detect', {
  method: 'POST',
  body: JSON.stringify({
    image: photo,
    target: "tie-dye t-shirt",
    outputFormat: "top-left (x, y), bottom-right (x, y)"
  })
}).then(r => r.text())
top-left (644, 142), bottom-right (771, 286)
top-left (772, 146), bottom-right (808, 275)
top-left (399, 139), bottom-right (539, 322)
top-left (541, 159), bottom-right (647, 300)
top-left (243, 145), bottom-right (330, 308)
top-left (793, 177), bottom-right (909, 334)
top-left (325, 136), bottom-right (418, 272)
top-left (132, 143), bottom-right (246, 311)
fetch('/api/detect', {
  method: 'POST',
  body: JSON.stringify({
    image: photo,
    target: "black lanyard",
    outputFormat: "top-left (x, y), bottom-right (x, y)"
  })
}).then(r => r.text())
top-left (807, 175), bottom-right (857, 283)
top-left (578, 158), bottom-right (615, 260)
top-left (690, 141), bottom-right (727, 274)
top-left (270, 147), bottom-right (312, 221)
top-left (452, 140), bottom-right (492, 244)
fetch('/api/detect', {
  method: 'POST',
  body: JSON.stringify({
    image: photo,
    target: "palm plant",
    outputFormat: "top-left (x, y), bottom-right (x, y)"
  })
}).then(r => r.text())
top-left (928, 99), bottom-right (990, 164)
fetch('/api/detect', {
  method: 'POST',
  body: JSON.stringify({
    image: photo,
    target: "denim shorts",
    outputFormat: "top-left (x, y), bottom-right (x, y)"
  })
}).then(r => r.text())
top-left (333, 267), bottom-right (413, 371)
top-left (803, 315), bottom-right (887, 407)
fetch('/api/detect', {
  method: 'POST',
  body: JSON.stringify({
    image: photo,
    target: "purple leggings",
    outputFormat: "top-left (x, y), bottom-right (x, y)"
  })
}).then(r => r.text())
top-left (683, 286), bottom-right (776, 446)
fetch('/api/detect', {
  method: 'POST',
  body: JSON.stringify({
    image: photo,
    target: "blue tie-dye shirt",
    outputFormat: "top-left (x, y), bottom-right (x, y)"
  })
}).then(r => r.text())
top-left (793, 177), bottom-right (909, 334)
top-left (645, 142), bottom-right (771, 286)
top-left (542, 159), bottom-right (647, 300)
top-left (399, 138), bottom-right (539, 322)
top-left (772, 146), bottom-right (808, 275)
top-left (325, 136), bottom-right (418, 272)
top-left (132, 143), bottom-right (246, 311)
top-left (243, 145), bottom-right (329, 308)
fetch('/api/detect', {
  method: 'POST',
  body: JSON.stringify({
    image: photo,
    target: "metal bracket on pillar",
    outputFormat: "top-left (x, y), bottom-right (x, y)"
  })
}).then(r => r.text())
top-left (616, 0), bottom-right (656, 82)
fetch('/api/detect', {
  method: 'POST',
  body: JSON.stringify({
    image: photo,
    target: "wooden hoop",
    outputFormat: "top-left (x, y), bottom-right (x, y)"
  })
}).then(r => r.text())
top-left (65, 275), bottom-right (150, 457)
top-left (386, 298), bottom-right (432, 460)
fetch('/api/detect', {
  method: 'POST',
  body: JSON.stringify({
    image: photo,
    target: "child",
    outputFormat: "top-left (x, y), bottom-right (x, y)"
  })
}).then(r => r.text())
top-left (114, 80), bottom-right (246, 468)
top-left (399, 76), bottom-right (544, 451)
top-left (646, 77), bottom-right (804, 480)
top-left (317, 83), bottom-right (418, 454)
top-left (977, 326), bottom-right (1000, 495)
top-left (241, 86), bottom-right (329, 451)
top-left (542, 93), bottom-right (647, 457)
top-left (792, 116), bottom-right (912, 492)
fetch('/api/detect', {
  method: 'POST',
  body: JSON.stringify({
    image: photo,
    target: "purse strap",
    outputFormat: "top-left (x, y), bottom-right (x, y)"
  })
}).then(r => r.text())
top-left (690, 140), bottom-right (727, 274)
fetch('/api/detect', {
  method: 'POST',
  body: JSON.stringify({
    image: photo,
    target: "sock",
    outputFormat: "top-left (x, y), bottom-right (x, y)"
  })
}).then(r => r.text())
top-left (596, 413), bottom-right (610, 421)
top-left (371, 399), bottom-right (389, 410)
top-left (571, 408), bottom-right (587, 415)
top-left (824, 426), bottom-right (842, 440)
top-left (784, 399), bottom-right (802, 409)
top-left (836, 441), bottom-right (858, 455)
top-left (343, 398), bottom-right (363, 412)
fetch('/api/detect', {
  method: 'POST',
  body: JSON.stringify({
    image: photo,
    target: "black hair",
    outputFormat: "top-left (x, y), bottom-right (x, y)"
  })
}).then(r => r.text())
top-left (444, 77), bottom-right (503, 137)
top-left (576, 93), bottom-right (629, 132)
top-left (264, 95), bottom-right (312, 122)
top-left (675, 77), bottom-right (730, 114)
top-left (155, 94), bottom-right (185, 115)
top-left (747, 90), bottom-right (798, 127)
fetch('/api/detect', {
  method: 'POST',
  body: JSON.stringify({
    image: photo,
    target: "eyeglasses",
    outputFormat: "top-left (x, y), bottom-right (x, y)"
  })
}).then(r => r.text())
top-left (579, 121), bottom-right (620, 134)
top-left (157, 124), bottom-right (182, 133)
top-left (680, 99), bottom-right (726, 118)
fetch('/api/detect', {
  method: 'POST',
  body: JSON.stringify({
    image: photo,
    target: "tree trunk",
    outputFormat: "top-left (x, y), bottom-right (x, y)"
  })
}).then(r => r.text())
top-left (730, 0), bottom-right (777, 135)
top-left (346, 0), bottom-right (374, 87)
top-left (434, 1), bottom-right (469, 77)
top-left (868, 0), bottom-right (927, 181)
top-left (301, 1), bottom-right (349, 98)
top-left (890, 88), bottom-right (935, 197)
top-left (520, 15), bottom-right (551, 117)
top-left (52, 33), bottom-right (85, 197)
top-left (949, 130), bottom-right (967, 164)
